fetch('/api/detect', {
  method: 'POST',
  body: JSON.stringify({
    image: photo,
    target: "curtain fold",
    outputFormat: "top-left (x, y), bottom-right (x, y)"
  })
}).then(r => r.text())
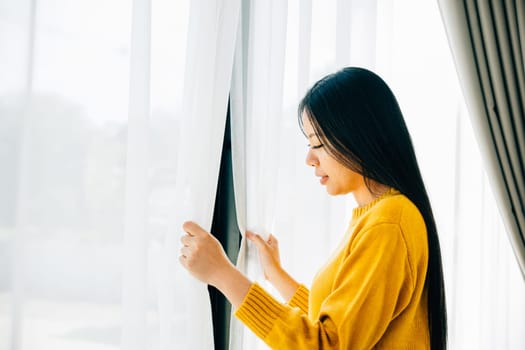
top-left (121, 0), bottom-right (151, 348)
top-left (167, 1), bottom-right (241, 349)
top-left (229, 1), bottom-right (289, 349)
top-left (0, 0), bottom-right (240, 349)
top-left (6, 0), bottom-right (37, 348)
top-left (228, 1), bottom-right (525, 349)
top-left (437, 0), bottom-right (525, 276)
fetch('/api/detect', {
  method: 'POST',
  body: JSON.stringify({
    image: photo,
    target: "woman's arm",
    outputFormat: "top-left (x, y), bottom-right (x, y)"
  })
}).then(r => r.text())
top-left (180, 220), bottom-right (418, 349)
top-left (180, 221), bottom-right (301, 306)
top-left (246, 231), bottom-right (300, 302)
top-left (234, 223), bottom-right (418, 349)
top-left (179, 221), bottom-right (251, 308)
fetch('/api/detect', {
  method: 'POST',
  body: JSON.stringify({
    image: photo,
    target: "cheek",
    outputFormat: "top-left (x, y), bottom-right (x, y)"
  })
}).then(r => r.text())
top-left (319, 153), bottom-right (362, 188)
top-left (343, 170), bottom-right (363, 188)
top-left (334, 167), bottom-right (363, 191)
top-left (319, 152), bottom-right (336, 169)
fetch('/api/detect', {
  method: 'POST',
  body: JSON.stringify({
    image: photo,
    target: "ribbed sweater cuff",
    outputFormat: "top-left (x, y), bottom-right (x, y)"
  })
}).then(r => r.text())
top-left (287, 284), bottom-right (309, 313)
top-left (234, 283), bottom-right (287, 340)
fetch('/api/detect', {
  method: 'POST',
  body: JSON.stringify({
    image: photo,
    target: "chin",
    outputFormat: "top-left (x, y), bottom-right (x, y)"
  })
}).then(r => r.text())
top-left (325, 186), bottom-right (342, 196)
top-left (325, 184), bottom-right (351, 196)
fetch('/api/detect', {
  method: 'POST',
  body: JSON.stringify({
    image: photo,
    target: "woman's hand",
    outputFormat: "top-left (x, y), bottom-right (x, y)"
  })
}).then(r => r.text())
top-left (179, 221), bottom-right (234, 288)
top-left (247, 231), bottom-right (300, 302)
top-left (246, 231), bottom-right (282, 282)
top-left (179, 220), bottom-right (253, 309)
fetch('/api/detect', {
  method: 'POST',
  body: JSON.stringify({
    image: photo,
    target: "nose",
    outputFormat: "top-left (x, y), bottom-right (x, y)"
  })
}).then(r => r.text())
top-left (305, 148), bottom-right (319, 167)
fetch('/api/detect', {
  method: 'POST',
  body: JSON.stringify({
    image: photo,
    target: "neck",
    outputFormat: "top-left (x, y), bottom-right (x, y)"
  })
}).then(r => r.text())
top-left (353, 182), bottom-right (390, 207)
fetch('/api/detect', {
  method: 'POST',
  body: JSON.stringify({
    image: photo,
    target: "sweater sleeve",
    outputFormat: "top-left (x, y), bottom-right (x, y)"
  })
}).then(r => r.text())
top-left (234, 223), bottom-right (416, 349)
top-left (286, 284), bottom-right (309, 314)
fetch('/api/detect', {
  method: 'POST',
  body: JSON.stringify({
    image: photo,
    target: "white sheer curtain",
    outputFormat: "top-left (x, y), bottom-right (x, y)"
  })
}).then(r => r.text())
top-left (2, 0), bottom-right (524, 349)
top-left (228, 0), bottom-right (525, 349)
top-left (229, 1), bottom-right (375, 349)
top-left (229, 1), bottom-right (289, 349)
top-left (156, 1), bottom-right (240, 350)
top-left (0, 0), bottom-right (239, 349)
top-left (374, 1), bottom-right (525, 348)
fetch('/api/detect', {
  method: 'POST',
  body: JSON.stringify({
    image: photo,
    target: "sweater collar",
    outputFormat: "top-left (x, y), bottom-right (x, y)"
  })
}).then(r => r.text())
top-left (351, 187), bottom-right (399, 221)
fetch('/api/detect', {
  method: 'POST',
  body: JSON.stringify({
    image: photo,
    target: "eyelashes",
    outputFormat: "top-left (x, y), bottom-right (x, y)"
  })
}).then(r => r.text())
top-left (308, 144), bottom-right (324, 149)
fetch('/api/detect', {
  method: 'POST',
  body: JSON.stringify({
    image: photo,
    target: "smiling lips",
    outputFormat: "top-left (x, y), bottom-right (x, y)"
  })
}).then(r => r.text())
top-left (315, 171), bottom-right (329, 185)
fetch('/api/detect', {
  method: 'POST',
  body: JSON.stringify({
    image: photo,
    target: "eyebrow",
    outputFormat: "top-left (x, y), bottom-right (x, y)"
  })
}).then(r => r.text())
top-left (307, 133), bottom-right (316, 139)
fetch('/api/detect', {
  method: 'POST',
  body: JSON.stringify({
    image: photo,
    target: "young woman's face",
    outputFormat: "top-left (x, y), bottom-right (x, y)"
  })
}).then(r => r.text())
top-left (302, 111), bottom-right (366, 196)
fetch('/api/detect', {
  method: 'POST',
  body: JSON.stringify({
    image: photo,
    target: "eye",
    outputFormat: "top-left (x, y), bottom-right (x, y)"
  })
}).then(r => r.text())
top-left (308, 143), bottom-right (324, 150)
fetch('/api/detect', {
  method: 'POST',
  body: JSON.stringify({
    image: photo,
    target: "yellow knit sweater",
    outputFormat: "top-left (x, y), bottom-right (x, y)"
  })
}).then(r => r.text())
top-left (235, 189), bottom-right (430, 349)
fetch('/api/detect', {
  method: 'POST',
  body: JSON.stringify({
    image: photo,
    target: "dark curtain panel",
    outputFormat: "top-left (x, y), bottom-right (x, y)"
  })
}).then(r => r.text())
top-left (210, 101), bottom-right (242, 350)
top-left (438, 0), bottom-right (525, 277)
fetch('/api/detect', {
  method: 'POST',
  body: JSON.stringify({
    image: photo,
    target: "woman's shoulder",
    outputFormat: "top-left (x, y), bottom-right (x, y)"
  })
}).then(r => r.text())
top-left (369, 192), bottom-right (424, 227)
top-left (350, 192), bottom-right (428, 265)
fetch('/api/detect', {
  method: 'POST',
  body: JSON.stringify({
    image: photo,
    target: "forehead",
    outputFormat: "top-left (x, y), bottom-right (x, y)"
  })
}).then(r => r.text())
top-left (301, 111), bottom-right (317, 138)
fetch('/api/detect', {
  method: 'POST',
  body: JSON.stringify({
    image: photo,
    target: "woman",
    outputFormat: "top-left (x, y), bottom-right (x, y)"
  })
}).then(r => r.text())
top-left (179, 67), bottom-right (447, 349)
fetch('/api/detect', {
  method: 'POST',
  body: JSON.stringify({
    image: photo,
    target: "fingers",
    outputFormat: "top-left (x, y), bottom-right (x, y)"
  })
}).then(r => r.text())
top-left (267, 234), bottom-right (278, 247)
top-left (178, 252), bottom-right (194, 269)
top-left (180, 245), bottom-right (192, 258)
top-left (246, 230), bottom-right (266, 248)
top-left (179, 221), bottom-right (218, 257)
top-left (182, 220), bottom-right (205, 237)
top-left (180, 234), bottom-right (191, 246)
top-left (178, 255), bottom-right (186, 268)
top-left (247, 231), bottom-right (278, 245)
top-left (180, 222), bottom-right (201, 262)
top-left (179, 237), bottom-right (199, 268)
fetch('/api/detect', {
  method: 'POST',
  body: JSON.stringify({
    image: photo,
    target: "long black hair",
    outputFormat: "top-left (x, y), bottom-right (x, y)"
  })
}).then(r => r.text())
top-left (298, 67), bottom-right (447, 349)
